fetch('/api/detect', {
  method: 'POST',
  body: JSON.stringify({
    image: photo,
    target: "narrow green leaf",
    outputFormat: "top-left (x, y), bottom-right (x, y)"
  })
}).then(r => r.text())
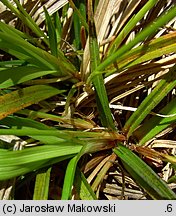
top-left (0, 160), bottom-right (47, 181)
top-left (0, 85), bottom-right (64, 120)
top-left (69, 0), bottom-right (88, 32)
top-left (0, 60), bottom-right (25, 67)
top-left (0, 155), bottom-right (74, 181)
top-left (61, 137), bottom-right (114, 199)
top-left (168, 175), bottom-right (176, 184)
top-left (0, 21), bottom-right (77, 76)
top-left (72, 0), bottom-right (87, 49)
top-left (1, 0), bottom-right (48, 45)
top-left (33, 167), bottom-right (51, 200)
top-left (44, 7), bottom-right (58, 57)
top-left (114, 143), bottom-right (176, 200)
top-left (134, 98), bottom-right (176, 145)
top-left (109, 32), bottom-right (176, 74)
top-left (0, 20), bottom-right (43, 48)
top-left (0, 31), bottom-right (60, 71)
top-left (0, 127), bottom-right (124, 143)
top-left (88, 0), bottom-right (116, 130)
top-left (53, 12), bottom-right (62, 46)
top-left (123, 65), bottom-right (176, 138)
top-left (121, 32), bottom-right (176, 68)
top-left (0, 116), bottom-right (70, 144)
top-left (74, 168), bottom-right (97, 200)
top-left (0, 144), bottom-right (82, 165)
top-left (0, 128), bottom-right (78, 142)
top-left (0, 115), bottom-right (55, 130)
top-left (73, 9), bottom-right (81, 49)
top-left (61, 143), bottom-right (88, 200)
top-left (88, 5), bottom-right (176, 82)
top-left (0, 66), bottom-right (58, 89)
top-left (61, 155), bottom-right (80, 200)
top-left (0, 144), bottom-right (82, 180)
top-left (108, 0), bottom-right (158, 54)
top-left (168, 164), bottom-right (176, 184)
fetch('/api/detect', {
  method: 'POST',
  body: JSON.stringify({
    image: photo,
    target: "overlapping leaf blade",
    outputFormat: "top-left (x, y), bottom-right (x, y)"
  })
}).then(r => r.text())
top-left (88, 5), bottom-right (176, 81)
top-left (0, 85), bottom-right (64, 120)
top-left (44, 7), bottom-right (58, 57)
top-left (0, 66), bottom-right (58, 89)
top-left (114, 143), bottom-right (176, 200)
top-left (0, 21), bottom-right (77, 76)
top-left (74, 168), bottom-right (97, 200)
top-left (0, 144), bottom-right (82, 180)
top-left (134, 97), bottom-right (176, 145)
top-left (108, 0), bottom-right (158, 54)
top-left (107, 32), bottom-right (176, 75)
top-left (1, 0), bottom-right (48, 45)
top-left (88, 0), bottom-right (115, 130)
top-left (123, 65), bottom-right (176, 138)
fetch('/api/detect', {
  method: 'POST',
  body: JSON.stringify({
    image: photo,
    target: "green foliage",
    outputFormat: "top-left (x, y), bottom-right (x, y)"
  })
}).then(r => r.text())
top-left (88, 0), bottom-right (116, 130)
top-left (0, 0), bottom-right (176, 200)
top-left (33, 167), bottom-right (52, 200)
top-left (114, 144), bottom-right (176, 200)
top-left (124, 65), bottom-right (176, 138)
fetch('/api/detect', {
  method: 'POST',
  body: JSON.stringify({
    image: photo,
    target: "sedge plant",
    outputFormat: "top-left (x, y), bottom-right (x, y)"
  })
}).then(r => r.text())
top-left (0, 0), bottom-right (176, 200)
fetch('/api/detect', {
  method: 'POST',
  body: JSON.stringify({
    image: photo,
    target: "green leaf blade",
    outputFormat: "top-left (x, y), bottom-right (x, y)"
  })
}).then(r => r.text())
top-left (74, 168), bottom-right (97, 200)
top-left (114, 144), bottom-right (176, 200)
top-left (134, 98), bottom-right (176, 145)
top-left (44, 7), bottom-right (58, 57)
top-left (33, 167), bottom-right (51, 200)
top-left (88, 1), bottom-right (116, 130)
top-left (0, 66), bottom-right (58, 89)
top-left (108, 0), bottom-right (158, 54)
top-left (0, 85), bottom-right (64, 120)
top-left (123, 65), bottom-right (176, 138)
top-left (89, 5), bottom-right (176, 78)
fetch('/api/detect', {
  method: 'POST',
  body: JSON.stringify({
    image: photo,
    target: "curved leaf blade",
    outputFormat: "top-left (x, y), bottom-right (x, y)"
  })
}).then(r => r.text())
top-left (44, 7), bottom-right (58, 57)
top-left (134, 97), bottom-right (176, 145)
top-left (74, 168), bottom-right (97, 200)
top-left (0, 66), bottom-right (58, 89)
top-left (0, 85), bottom-right (64, 120)
top-left (108, 0), bottom-right (158, 54)
top-left (0, 144), bottom-right (82, 180)
top-left (114, 32), bottom-right (176, 72)
top-left (88, 0), bottom-right (115, 130)
top-left (88, 5), bottom-right (176, 80)
top-left (123, 65), bottom-right (176, 138)
top-left (114, 143), bottom-right (176, 200)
